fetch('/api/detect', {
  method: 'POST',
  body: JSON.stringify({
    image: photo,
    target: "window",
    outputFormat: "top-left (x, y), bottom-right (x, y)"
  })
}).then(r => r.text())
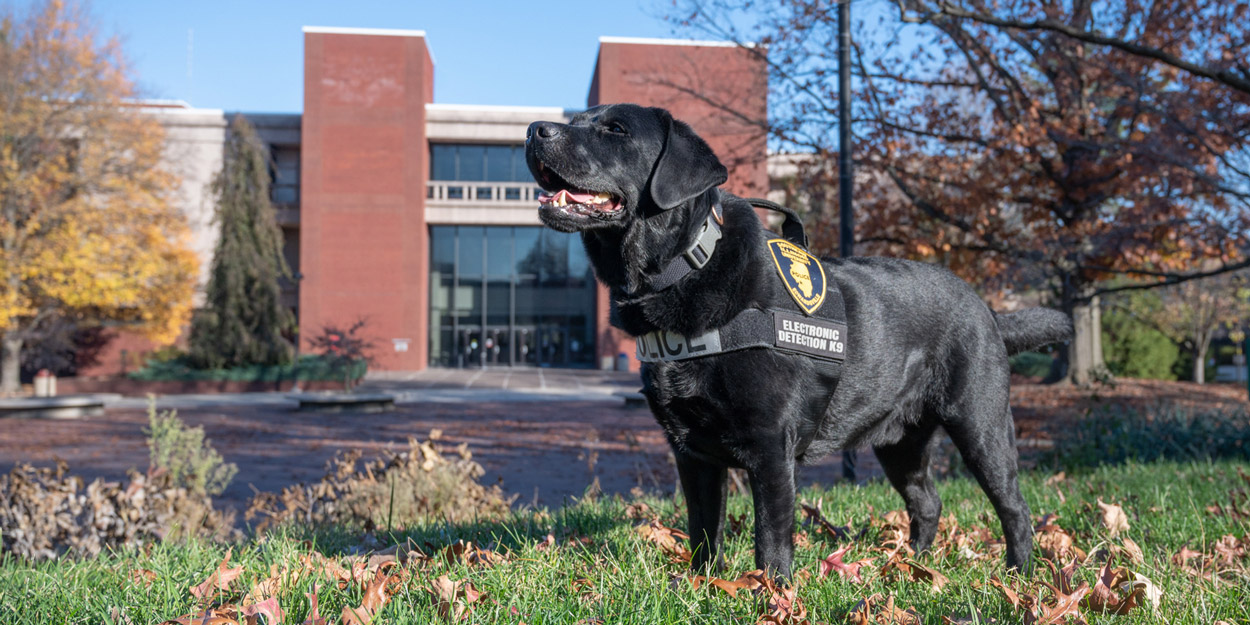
top-left (271, 146), bottom-right (300, 205)
top-left (429, 143), bottom-right (532, 182)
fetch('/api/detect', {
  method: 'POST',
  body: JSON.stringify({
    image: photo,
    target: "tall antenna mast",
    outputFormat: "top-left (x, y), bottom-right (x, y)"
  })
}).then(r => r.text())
top-left (186, 28), bottom-right (194, 100)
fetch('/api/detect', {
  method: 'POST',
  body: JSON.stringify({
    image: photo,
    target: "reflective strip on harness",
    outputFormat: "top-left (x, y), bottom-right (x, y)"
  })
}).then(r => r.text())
top-left (635, 328), bottom-right (723, 362)
top-left (635, 309), bottom-right (847, 364)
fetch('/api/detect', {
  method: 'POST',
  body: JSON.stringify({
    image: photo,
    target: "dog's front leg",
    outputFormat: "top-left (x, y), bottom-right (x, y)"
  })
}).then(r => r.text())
top-left (749, 458), bottom-right (797, 581)
top-left (675, 452), bottom-right (728, 573)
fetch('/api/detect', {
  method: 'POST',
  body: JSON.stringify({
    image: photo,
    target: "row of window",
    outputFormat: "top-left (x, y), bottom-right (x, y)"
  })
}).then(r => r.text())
top-left (264, 143), bottom-right (534, 205)
top-left (430, 143), bottom-right (531, 182)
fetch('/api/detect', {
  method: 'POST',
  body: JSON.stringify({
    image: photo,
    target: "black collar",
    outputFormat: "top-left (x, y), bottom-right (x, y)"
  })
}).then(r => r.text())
top-left (637, 200), bottom-right (723, 293)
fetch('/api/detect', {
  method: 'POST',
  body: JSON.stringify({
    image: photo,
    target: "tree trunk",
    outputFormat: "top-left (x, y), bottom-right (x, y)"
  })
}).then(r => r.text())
top-left (1069, 294), bottom-right (1106, 386)
top-left (1193, 340), bottom-right (1208, 384)
top-left (1, 334), bottom-right (23, 395)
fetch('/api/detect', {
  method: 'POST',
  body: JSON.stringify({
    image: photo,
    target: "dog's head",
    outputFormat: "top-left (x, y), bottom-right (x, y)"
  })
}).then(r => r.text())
top-left (525, 103), bottom-right (728, 233)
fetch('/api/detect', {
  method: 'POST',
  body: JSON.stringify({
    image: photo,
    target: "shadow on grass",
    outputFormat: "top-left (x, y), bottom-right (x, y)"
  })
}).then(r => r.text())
top-left (266, 492), bottom-right (676, 559)
top-left (1044, 401), bottom-right (1250, 471)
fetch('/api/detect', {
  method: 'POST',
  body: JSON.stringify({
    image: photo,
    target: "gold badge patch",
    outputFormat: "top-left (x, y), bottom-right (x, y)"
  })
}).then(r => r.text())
top-left (767, 238), bottom-right (826, 315)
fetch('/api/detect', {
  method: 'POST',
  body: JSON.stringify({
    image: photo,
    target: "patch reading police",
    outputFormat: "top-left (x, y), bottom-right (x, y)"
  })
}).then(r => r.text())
top-left (773, 310), bottom-right (846, 361)
top-left (766, 238), bottom-right (827, 315)
top-left (636, 329), bottom-right (724, 363)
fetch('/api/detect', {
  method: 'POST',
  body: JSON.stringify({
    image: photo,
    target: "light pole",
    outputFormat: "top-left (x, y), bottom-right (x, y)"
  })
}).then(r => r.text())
top-left (838, 0), bottom-right (857, 482)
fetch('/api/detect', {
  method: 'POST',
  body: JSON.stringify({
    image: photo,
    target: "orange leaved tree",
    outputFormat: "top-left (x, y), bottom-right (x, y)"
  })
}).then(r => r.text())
top-left (0, 0), bottom-right (197, 393)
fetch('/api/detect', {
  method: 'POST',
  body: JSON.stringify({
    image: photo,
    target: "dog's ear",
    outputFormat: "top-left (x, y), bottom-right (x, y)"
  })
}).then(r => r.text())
top-left (649, 110), bottom-right (729, 210)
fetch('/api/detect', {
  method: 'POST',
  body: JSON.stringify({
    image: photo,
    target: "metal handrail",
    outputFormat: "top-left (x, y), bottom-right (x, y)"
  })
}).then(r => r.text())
top-left (426, 180), bottom-right (543, 203)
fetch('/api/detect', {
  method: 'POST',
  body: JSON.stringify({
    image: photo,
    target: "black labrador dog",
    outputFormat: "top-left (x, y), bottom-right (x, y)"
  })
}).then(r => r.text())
top-left (525, 103), bottom-right (1072, 579)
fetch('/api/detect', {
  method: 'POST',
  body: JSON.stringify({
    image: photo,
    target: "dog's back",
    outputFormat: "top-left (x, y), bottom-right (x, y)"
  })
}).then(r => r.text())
top-left (809, 255), bottom-right (1020, 455)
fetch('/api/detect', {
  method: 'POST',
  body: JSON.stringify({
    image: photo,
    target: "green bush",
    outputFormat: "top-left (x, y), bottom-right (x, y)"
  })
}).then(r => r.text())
top-left (128, 354), bottom-right (365, 384)
top-left (1009, 351), bottom-right (1054, 378)
top-left (1101, 305), bottom-right (1179, 379)
top-left (145, 402), bottom-right (237, 497)
top-left (1048, 403), bottom-right (1250, 470)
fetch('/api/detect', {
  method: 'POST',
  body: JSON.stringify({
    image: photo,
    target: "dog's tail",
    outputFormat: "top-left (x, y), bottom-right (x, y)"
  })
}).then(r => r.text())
top-left (994, 308), bottom-right (1073, 356)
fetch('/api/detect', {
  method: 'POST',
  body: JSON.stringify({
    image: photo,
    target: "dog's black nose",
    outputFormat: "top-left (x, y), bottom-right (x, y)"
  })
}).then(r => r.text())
top-left (528, 121), bottom-right (561, 142)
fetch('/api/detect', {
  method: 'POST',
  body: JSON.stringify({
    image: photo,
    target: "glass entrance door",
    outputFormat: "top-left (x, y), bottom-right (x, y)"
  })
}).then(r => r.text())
top-left (430, 225), bottom-right (597, 369)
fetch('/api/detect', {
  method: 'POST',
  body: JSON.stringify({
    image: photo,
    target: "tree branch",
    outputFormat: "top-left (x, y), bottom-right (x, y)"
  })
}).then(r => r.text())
top-left (1085, 257), bottom-right (1250, 299)
top-left (900, 1), bottom-right (1250, 95)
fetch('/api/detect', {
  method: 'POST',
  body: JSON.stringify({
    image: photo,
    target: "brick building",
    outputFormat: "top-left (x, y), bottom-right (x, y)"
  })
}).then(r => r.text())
top-left (82, 28), bottom-right (766, 376)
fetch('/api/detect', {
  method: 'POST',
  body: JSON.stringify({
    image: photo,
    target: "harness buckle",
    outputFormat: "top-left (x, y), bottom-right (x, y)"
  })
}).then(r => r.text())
top-left (683, 213), bottom-right (722, 270)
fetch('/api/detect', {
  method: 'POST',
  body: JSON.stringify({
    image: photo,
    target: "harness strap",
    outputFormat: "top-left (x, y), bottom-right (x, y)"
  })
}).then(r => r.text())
top-left (746, 197), bottom-right (808, 248)
top-left (635, 307), bottom-right (847, 365)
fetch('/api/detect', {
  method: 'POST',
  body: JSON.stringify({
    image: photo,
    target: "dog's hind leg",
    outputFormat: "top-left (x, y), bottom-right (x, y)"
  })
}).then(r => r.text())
top-left (675, 452), bottom-right (728, 573)
top-left (944, 404), bottom-right (1033, 572)
top-left (873, 421), bottom-right (942, 554)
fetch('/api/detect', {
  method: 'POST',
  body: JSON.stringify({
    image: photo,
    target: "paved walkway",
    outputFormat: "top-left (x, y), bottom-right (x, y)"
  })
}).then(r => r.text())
top-left (0, 368), bottom-right (867, 510)
top-left (104, 367), bottom-right (641, 410)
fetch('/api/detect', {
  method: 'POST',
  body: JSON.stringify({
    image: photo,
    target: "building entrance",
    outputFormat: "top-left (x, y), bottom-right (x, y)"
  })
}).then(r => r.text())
top-left (430, 226), bottom-right (597, 368)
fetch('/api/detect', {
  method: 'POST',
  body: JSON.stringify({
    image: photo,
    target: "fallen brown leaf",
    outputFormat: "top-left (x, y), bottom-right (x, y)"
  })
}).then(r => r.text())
top-left (441, 540), bottom-right (506, 568)
top-left (988, 577), bottom-right (1023, 611)
top-left (1114, 538), bottom-right (1144, 566)
top-left (428, 574), bottom-right (486, 622)
top-left (190, 548), bottom-right (246, 601)
top-left (637, 518), bottom-right (692, 563)
top-left (819, 545), bottom-right (873, 584)
top-left (757, 577), bottom-right (807, 624)
top-left (1096, 499), bottom-right (1130, 538)
top-left (302, 584), bottom-right (328, 625)
top-left (1172, 545), bottom-right (1204, 567)
top-left (300, 552), bottom-right (353, 590)
top-left (572, 577), bottom-right (603, 604)
top-left (1027, 583), bottom-right (1088, 625)
top-left (900, 559), bottom-right (948, 593)
top-left (624, 501), bottom-right (652, 519)
top-left (687, 570), bottom-right (766, 598)
top-left (1036, 523), bottom-right (1083, 563)
top-left (129, 568), bottom-right (156, 589)
top-left (340, 606), bottom-right (372, 625)
top-left (241, 597), bottom-right (284, 625)
top-left (534, 534), bottom-right (557, 552)
top-left (1122, 571), bottom-right (1163, 612)
top-left (1081, 559), bottom-right (1138, 615)
top-left (161, 608), bottom-right (240, 625)
top-left (1213, 534), bottom-right (1247, 567)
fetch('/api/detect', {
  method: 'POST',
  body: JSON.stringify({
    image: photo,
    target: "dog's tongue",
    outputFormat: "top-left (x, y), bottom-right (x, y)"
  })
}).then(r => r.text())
top-left (553, 189), bottom-right (598, 204)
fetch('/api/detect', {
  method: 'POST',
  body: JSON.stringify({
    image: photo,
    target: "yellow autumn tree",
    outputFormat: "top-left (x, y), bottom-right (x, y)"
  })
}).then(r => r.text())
top-left (0, 0), bottom-right (197, 393)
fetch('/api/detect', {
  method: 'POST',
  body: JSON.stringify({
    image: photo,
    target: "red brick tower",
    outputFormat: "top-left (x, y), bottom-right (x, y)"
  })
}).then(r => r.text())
top-left (300, 27), bottom-right (435, 370)
top-left (588, 36), bottom-right (768, 370)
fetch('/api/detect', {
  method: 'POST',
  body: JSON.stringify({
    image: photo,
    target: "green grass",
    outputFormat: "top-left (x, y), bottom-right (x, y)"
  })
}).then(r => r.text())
top-left (1, 460), bottom-right (1247, 624)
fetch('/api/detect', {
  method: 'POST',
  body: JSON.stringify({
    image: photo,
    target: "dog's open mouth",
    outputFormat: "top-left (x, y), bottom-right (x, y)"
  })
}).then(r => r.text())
top-left (535, 162), bottom-right (622, 217)
top-left (537, 188), bottom-right (622, 216)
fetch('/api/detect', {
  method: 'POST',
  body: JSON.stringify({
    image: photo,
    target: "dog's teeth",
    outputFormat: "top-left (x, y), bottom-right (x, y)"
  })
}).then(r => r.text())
top-left (593, 192), bottom-right (611, 203)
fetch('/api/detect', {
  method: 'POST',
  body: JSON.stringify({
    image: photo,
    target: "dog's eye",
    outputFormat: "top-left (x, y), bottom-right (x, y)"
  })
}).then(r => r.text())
top-left (607, 122), bottom-right (627, 135)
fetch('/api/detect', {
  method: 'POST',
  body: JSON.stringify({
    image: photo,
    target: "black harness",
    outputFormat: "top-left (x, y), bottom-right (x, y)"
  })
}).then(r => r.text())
top-left (633, 195), bottom-right (849, 377)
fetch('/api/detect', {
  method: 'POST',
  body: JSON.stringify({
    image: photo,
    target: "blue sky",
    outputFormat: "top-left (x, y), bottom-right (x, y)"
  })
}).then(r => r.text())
top-left (82, 0), bottom-right (683, 113)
